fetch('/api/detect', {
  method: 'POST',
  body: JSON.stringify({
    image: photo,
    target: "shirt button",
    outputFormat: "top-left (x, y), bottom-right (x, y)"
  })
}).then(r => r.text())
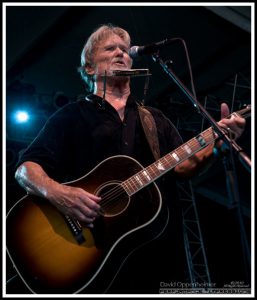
top-left (124, 141), bottom-right (128, 146)
top-left (123, 123), bottom-right (127, 126)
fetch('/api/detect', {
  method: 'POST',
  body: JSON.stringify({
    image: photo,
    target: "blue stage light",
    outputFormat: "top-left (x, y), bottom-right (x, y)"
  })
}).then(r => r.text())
top-left (14, 111), bottom-right (30, 123)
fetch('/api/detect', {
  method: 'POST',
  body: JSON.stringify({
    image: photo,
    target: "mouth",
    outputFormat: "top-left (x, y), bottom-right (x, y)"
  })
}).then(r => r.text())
top-left (113, 60), bottom-right (126, 67)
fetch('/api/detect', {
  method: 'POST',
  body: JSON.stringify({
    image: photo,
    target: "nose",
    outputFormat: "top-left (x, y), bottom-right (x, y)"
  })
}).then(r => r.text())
top-left (113, 46), bottom-right (125, 56)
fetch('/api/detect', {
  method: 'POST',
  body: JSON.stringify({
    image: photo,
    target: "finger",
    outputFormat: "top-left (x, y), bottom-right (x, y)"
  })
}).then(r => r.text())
top-left (86, 223), bottom-right (94, 229)
top-left (83, 189), bottom-right (101, 200)
top-left (72, 208), bottom-right (96, 223)
top-left (82, 199), bottom-right (101, 213)
top-left (87, 193), bottom-right (102, 202)
top-left (220, 117), bottom-right (245, 132)
top-left (80, 189), bottom-right (101, 204)
top-left (234, 116), bottom-right (246, 129)
top-left (75, 189), bottom-right (101, 210)
top-left (78, 203), bottom-right (99, 218)
top-left (82, 194), bottom-right (102, 211)
top-left (221, 103), bottom-right (230, 119)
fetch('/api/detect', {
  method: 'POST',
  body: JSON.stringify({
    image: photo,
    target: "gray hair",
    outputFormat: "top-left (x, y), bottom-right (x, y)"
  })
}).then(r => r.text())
top-left (78, 24), bottom-right (131, 92)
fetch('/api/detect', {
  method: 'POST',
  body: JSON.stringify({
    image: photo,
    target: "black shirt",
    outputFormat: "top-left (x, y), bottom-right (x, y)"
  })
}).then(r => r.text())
top-left (18, 94), bottom-right (183, 183)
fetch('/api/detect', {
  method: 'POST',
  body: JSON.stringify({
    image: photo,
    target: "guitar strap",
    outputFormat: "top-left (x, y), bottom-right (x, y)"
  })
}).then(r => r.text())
top-left (137, 105), bottom-right (161, 161)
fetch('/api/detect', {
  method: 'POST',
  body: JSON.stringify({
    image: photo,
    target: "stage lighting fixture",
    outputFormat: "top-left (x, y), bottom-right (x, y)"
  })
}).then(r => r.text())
top-left (14, 110), bottom-right (29, 123)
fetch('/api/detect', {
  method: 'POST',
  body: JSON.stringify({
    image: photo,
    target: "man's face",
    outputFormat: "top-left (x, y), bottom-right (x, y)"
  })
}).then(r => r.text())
top-left (87, 33), bottom-right (133, 77)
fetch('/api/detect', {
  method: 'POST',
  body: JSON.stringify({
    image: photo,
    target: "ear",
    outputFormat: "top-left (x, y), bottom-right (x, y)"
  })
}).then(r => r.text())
top-left (85, 64), bottom-right (95, 76)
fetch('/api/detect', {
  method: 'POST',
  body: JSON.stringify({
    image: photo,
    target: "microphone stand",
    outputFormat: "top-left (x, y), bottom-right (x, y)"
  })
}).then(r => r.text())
top-left (151, 53), bottom-right (251, 281)
top-left (152, 53), bottom-right (251, 172)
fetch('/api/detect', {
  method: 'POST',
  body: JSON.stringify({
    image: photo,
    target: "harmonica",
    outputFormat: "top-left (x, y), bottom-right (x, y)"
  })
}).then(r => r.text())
top-left (110, 69), bottom-right (151, 77)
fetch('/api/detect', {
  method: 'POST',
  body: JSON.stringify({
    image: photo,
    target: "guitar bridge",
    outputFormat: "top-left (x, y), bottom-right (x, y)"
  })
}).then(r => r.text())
top-left (64, 215), bottom-right (86, 244)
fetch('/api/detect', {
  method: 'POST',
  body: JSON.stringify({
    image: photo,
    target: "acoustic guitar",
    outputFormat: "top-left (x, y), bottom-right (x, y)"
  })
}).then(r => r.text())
top-left (6, 106), bottom-right (251, 294)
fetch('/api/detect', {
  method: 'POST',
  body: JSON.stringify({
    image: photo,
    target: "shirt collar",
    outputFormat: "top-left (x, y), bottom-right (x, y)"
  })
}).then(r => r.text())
top-left (85, 93), bottom-right (139, 109)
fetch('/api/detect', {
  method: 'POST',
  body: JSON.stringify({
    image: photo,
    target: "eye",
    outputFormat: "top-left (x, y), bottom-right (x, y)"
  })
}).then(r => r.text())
top-left (104, 46), bottom-right (115, 52)
top-left (121, 48), bottom-right (129, 54)
top-left (104, 45), bottom-right (129, 54)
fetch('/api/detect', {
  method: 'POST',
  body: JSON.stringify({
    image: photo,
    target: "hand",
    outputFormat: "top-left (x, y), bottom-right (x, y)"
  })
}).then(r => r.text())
top-left (49, 184), bottom-right (101, 228)
top-left (216, 103), bottom-right (246, 145)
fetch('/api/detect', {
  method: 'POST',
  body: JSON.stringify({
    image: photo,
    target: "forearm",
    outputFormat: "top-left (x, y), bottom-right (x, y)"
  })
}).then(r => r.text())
top-left (15, 161), bottom-right (101, 226)
top-left (174, 143), bottom-right (216, 179)
top-left (15, 161), bottom-right (61, 200)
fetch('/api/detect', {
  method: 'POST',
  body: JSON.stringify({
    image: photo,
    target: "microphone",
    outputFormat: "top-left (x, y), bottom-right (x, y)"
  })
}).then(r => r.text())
top-left (129, 38), bottom-right (177, 59)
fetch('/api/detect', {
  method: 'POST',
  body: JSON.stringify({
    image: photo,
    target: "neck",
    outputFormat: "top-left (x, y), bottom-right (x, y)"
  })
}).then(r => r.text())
top-left (94, 78), bottom-right (131, 102)
top-left (94, 78), bottom-right (130, 121)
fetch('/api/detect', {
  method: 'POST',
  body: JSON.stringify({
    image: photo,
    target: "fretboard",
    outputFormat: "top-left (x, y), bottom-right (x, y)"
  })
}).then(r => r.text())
top-left (121, 127), bottom-right (215, 195)
top-left (121, 105), bottom-right (251, 196)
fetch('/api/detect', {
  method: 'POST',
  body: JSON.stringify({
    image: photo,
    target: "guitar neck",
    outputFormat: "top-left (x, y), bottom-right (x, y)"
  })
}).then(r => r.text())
top-left (122, 105), bottom-right (251, 196)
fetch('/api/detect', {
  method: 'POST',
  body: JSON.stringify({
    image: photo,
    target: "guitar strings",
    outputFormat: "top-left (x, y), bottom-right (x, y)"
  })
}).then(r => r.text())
top-left (100, 187), bottom-right (127, 210)
top-left (98, 165), bottom-right (158, 208)
top-left (102, 193), bottom-right (130, 213)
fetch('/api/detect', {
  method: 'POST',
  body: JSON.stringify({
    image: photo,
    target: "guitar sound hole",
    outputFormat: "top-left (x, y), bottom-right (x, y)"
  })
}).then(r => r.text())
top-left (95, 181), bottom-right (130, 217)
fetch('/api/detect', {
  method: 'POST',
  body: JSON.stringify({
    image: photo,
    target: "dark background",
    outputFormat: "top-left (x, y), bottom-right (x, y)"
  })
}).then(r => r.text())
top-left (5, 4), bottom-right (252, 294)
